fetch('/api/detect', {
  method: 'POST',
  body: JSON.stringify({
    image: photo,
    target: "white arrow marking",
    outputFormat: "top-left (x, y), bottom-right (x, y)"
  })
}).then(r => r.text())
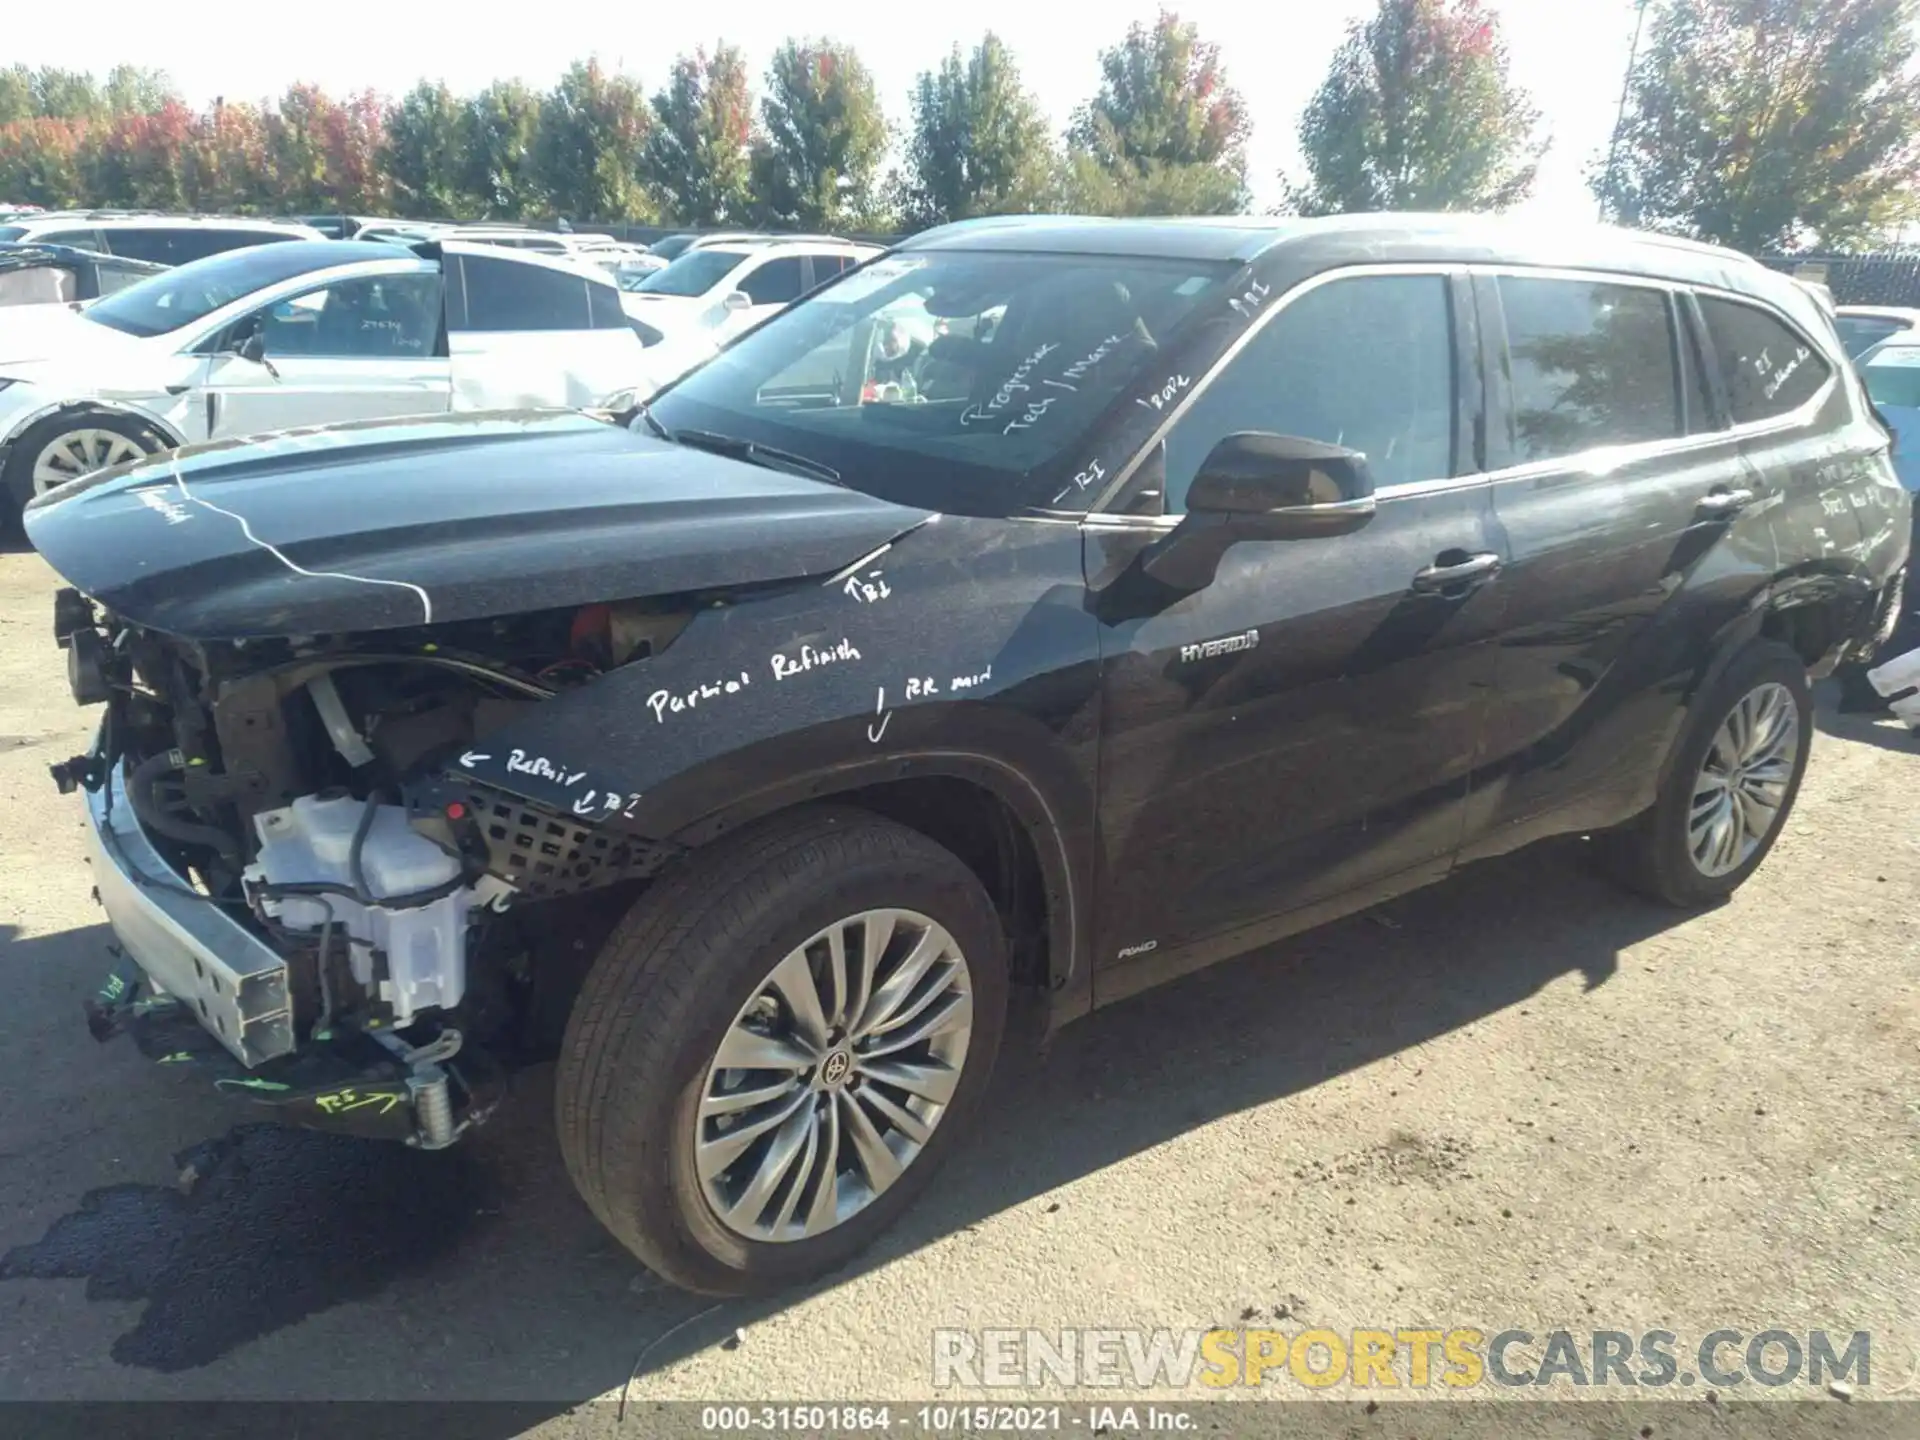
top-left (459, 751), bottom-right (491, 769)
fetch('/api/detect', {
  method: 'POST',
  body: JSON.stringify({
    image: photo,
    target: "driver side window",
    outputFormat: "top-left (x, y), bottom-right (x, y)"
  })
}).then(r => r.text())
top-left (1161, 274), bottom-right (1457, 513)
top-left (246, 274), bottom-right (442, 360)
top-left (740, 257), bottom-right (806, 305)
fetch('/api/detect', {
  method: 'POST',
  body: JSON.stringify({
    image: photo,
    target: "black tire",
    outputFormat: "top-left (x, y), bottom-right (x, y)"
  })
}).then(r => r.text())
top-left (2, 409), bottom-right (165, 531)
top-left (1601, 640), bottom-right (1812, 908)
top-left (556, 806), bottom-right (1008, 1295)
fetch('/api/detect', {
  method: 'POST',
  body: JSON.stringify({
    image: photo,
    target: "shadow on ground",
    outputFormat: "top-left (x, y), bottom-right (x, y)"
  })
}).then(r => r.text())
top-left (0, 830), bottom-right (1696, 1419)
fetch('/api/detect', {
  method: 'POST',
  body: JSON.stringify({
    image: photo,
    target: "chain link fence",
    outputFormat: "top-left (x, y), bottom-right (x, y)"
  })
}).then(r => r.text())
top-left (1761, 252), bottom-right (1920, 307)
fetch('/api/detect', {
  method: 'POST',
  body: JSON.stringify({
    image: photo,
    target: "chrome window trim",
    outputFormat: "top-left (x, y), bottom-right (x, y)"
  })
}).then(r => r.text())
top-left (1085, 261), bottom-right (1466, 514)
top-left (1079, 257), bottom-right (1850, 523)
top-left (1467, 263), bottom-right (1840, 455)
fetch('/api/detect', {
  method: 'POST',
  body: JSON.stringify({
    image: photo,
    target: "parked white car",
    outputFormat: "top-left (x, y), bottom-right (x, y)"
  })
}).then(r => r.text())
top-left (0, 212), bottom-right (324, 265)
top-left (0, 238), bottom-right (646, 523)
top-left (620, 238), bottom-right (881, 391)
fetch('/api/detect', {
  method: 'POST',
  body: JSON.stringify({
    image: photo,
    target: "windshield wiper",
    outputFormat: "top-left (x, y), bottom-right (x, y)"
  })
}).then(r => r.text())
top-left (671, 427), bottom-right (844, 487)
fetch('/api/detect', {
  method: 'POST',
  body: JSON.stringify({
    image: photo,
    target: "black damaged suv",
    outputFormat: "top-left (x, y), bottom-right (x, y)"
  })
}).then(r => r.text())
top-left (27, 214), bottom-right (1911, 1294)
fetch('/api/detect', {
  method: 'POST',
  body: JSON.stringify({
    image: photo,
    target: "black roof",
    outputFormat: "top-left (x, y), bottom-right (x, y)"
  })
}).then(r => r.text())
top-left (896, 212), bottom-right (1799, 311)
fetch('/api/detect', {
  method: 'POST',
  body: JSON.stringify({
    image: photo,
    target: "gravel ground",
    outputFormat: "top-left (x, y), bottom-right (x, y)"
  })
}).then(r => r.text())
top-left (0, 542), bottom-right (1915, 1435)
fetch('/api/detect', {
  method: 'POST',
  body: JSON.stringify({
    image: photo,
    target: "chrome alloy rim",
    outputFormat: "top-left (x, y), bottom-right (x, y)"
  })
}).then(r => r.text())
top-left (695, 908), bottom-right (974, 1243)
top-left (32, 428), bottom-right (147, 495)
top-left (1689, 681), bottom-right (1800, 877)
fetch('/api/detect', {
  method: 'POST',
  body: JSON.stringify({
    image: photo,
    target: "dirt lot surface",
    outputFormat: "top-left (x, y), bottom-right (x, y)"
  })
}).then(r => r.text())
top-left (0, 543), bottom-right (1915, 1436)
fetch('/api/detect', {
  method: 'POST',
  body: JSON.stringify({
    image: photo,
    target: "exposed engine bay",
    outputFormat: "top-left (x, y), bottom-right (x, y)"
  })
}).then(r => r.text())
top-left (51, 585), bottom-right (705, 1145)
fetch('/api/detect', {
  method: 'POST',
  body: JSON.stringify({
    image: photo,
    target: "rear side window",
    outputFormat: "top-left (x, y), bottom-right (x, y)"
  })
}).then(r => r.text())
top-left (456, 253), bottom-right (593, 331)
top-left (740, 257), bottom-right (806, 305)
top-left (1497, 276), bottom-right (1680, 465)
top-left (105, 227), bottom-right (286, 264)
top-left (1697, 296), bottom-right (1831, 425)
top-left (1163, 273), bottom-right (1456, 508)
top-left (94, 261), bottom-right (152, 296)
top-left (34, 229), bottom-right (101, 250)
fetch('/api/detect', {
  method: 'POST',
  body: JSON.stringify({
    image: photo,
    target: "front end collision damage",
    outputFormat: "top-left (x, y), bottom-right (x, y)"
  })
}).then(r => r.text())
top-left (30, 419), bottom-right (1103, 1150)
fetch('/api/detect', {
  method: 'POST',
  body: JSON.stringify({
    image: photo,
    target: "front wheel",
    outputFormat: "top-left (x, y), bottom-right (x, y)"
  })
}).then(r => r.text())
top-left (556, 807), bottom-right (1008, 1295)
top-left (3, 409), bottom-right (163, 530)
top-left (1601, 640), bottom-right (1812, 907)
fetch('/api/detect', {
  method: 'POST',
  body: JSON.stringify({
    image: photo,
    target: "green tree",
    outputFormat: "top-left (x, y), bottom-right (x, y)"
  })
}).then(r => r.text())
top-left (1602, 0), bottom-right (1920, 250)
top-left (263, 83), bottom-right (335, 211)
top-left (537, 61), bottom-right (654, 222)
top-left (751, 39), bottom-right (891, 229)
top-left (31, 68), bottom-right (103, 123)
top-left (898, 35), bottom-right (1056, 229)
top-left (385, 81), bottom-right (474, 218)
top-left (1066, 10), bottom-right (1248, 215)
top-left (0, 67), bottom-right (33, 126)
top-left (101, 66), bottom-right (178, 117)
top-left (642, 44), bottom-right (755, 226)
top-left (465, 81), bottom-right (544, 218)
top-left (1287, 0), bottom-right (1542, 215)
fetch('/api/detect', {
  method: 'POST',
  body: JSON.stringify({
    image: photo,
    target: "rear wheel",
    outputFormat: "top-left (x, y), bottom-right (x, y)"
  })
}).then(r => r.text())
top-left (3, 410), bottom-right (164, 530)
top-left (556, 807), bottom-right (1008, 1295)
top-left (1601, 640), bottom-right (1812, 907)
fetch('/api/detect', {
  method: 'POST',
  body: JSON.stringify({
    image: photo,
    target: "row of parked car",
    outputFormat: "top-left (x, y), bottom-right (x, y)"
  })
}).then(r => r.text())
top-left (0, 210), bottom-right (879, 522)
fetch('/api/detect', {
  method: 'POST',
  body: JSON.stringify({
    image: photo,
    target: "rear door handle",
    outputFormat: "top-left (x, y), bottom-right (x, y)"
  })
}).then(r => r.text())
top-left (1412, 551), bottom-right (1503, 594)
top-left (1695, 486), bottom-right (1755, 518)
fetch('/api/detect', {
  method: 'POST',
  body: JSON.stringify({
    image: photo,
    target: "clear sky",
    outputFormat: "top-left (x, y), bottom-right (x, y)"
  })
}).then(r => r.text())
top-left (10, 0), bottom-right (1651, 222)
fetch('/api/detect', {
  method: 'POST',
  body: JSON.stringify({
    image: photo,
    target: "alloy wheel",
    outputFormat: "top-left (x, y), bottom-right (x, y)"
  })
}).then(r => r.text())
top-left (31, 428), bottom-right (147, 496)
top-left (694, 908), bottom-right (974, 1243)
top-left (1688, 681), bottom-right (1800, 878)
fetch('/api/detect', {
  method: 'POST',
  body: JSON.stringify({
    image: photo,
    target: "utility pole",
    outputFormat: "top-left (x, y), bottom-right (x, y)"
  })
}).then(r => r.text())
top-left (1599, 0), bottom-right (1655, 223)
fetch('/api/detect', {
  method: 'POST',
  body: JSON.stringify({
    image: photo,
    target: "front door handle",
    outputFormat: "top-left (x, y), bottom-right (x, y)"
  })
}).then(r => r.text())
top-left (1412, 551), bottom-right (1502, 594)
top-left (1695, 486), bottom-right (1756, 518)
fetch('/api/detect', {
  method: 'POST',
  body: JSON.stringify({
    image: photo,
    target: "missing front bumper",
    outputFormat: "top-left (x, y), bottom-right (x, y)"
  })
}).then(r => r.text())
top-left (83, 761), bottom-right (294, 1067)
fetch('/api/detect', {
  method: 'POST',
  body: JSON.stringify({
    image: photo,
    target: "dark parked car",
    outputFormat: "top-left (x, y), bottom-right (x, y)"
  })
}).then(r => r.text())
top-left (0, 240), bottom-right (167, 309)
top-left (24, 214), bottom-right (1911, 1296)
top-left (0, 241), bottom-right (166, 307)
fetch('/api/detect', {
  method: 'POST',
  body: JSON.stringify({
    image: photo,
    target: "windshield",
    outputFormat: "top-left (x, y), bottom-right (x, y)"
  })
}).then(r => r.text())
top-left (649, 235), bottom-right (696, 260)
top-left (0, 226), bottom-right (25, 242)
top-left (83, 243), bottom-right (341, 338)
top-left (636, 248), bottom-right (745, 296)
top-left (1864, 352), bottom-right (1920, 409)
top-left (649, 250), bottom-right (1232, 515)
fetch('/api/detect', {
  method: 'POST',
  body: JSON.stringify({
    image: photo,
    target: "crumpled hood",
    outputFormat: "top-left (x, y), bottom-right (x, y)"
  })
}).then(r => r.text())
top-left (24, 409), bottom-right (932, 640)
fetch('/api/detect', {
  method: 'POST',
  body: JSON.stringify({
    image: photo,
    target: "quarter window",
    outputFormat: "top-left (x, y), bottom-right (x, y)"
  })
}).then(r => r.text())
top-left (1697, 295), bottom-right (1831, 425)
top-left (1162, 273), bottom-right (1456, 511)
top-left (1497, 277), bottom-right (1680, 465)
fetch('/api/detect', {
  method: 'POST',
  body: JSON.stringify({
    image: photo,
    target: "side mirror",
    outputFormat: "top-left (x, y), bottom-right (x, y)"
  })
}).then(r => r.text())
top-left (1186, 432), bottom-right (1376, 535)
top-left (232, 325), bottom-right (267, 365)
top-left (722, 290), bottom-right (753, 313)
top-left (1142, 432), bottom-right (1377, 592)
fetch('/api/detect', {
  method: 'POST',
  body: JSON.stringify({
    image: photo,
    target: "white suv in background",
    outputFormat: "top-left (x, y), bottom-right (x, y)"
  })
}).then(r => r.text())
top-left (0, 237), bottom-right (648, 525)
top-left (0, 212), bottom-right (324, 266)
top-left (620, 237), bottom-right (882, 392)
